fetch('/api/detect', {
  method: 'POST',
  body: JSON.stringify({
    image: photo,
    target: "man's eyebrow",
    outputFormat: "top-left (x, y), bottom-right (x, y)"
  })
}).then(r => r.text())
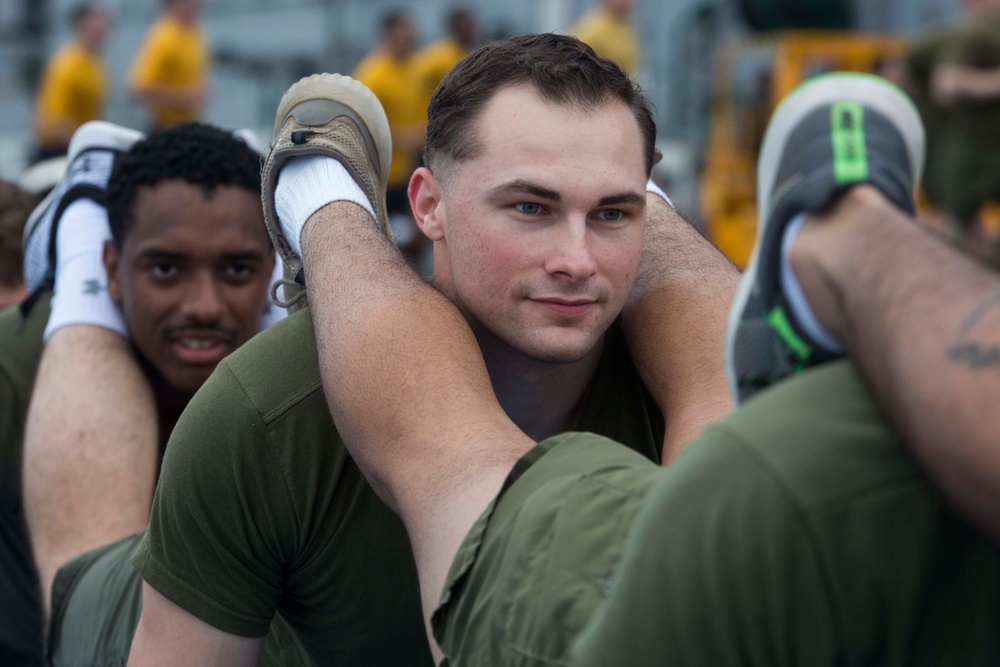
top-left (596, 191), bottom-right (647, 207)
top-left (138, 249), bottom-right (186, 261)
top-left (137, 249), bottom-right (266, 262)
top-left (221, 251), bottom-right (266, 263)
top-left (488, 180), bottom-right (647, 208)
top-left (488, 179), bottom-right (561, 202)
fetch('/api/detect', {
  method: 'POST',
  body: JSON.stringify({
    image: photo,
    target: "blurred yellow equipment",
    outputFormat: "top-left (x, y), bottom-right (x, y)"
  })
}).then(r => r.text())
top-left (702, 31), bottom-right (905, 268)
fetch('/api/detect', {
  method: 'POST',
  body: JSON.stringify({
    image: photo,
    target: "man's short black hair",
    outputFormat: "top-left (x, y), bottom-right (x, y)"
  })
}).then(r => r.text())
top-left (70, 3), bottom-right (102, 28)
top-left (381, 9), bottom-right (410, 34)
top-left (107, 122), bottom-right (261, 248)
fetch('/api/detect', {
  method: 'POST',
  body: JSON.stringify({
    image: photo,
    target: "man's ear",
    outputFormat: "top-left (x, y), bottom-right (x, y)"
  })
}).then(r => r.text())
top-left (408, 167), bottom-right (445, 241)
top-left (103, 240), bottom-right (123, 304)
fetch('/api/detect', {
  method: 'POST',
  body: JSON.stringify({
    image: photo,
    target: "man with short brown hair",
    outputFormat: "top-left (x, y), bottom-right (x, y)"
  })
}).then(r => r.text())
top-left (127, 33), bottom-right (736, 665)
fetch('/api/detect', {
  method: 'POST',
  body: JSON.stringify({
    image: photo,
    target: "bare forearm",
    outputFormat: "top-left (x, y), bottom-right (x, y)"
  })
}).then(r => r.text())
top-left (128, 584), bottom-right (262, 666)
top-left (23, 325), bottom-right (157, 614)
top-left (622, 197), bottom-right (739, 462)
top-left (932, 64), bottom-right (1000, 103)
top-left (799, 188), bottom-right (1000, 540)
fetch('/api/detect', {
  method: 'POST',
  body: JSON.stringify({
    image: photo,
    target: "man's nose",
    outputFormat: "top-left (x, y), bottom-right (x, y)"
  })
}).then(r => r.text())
top-left (542, 219), bottom-right (598, 282)
top-left (180, 273), bottom-right (224, 323)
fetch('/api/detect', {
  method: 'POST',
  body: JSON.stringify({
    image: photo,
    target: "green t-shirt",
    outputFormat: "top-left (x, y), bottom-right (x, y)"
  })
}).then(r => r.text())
top-left (0, 297), bottom-right (50, 667)
top-left (134, 308), bottom-right (664, 664)
top-left (574, 361), bottom-right (1000, 666)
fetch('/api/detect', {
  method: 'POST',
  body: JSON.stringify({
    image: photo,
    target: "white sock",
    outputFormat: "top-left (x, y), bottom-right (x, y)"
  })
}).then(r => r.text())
top-left (274, 156), bottom-right (377, 256)
top-left (44, 199), bottom-right (127, 340)
top-left (780, 213), bottom-right (843, 355)
top-left (646, 179), bottom-right (674, 208)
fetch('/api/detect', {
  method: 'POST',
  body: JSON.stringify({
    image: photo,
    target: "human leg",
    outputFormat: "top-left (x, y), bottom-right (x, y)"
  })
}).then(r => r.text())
top-left (574, 72), bottom-right (1000, 666)
top-left (20, 122), bottom-right (158, 615)
top-left (262, 75), bottom-right (533, 657)
top-left (727, 71), bottom-right (1000, 540)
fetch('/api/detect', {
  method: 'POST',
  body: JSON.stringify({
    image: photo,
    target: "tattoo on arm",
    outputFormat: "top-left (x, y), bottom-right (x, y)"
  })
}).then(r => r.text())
top-left (948, 290), bottom-right (1000, 370)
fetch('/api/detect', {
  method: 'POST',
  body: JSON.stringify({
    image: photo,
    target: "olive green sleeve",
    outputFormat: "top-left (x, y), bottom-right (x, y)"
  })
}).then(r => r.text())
top-left (133, 361), bottom-right (299, 637)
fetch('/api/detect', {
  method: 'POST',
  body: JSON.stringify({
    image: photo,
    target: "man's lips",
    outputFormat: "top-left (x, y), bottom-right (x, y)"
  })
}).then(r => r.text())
top-left (530, 297), bottom-right (597, 318)
top-left (166, 329), bottom-right (235, 365)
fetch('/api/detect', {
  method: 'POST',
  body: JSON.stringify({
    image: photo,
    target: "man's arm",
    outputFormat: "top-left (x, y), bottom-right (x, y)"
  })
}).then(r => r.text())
top-left (793, 185), bottom-right (1000, 540)
top-left (621, 195), bottom-right (739, 462)
top-left (128, 584), bottom-right (262, 667)
top-left (22, 325), bottom-right (157, 615)
top-left (931, 63), bottom-right (1000, 104)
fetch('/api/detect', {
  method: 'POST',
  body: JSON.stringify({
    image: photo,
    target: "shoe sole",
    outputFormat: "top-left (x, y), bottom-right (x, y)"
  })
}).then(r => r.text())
top-left (270, 73), bottom-right (391, 223)
top-left (21, 121), bottom-right (144, 291)
top-left (22, 122), bottom-right (144, 251)
top-left (723, 73), bottom-right (925, 401)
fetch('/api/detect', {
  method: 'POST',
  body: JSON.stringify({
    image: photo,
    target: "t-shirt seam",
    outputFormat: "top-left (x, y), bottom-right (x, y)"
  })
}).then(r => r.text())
top-left (219, 355), bottom-right (325, 426)
top-left (147, 363), bottom-right (304, 628)
top-left (134, 540), bottom-right (272, 636)
top-left (216, 362), bottom-right (307, 561)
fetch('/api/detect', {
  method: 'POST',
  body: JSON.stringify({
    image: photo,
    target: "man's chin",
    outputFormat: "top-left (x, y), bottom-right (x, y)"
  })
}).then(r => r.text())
top-left (521, 335), bottom-right (604, 365)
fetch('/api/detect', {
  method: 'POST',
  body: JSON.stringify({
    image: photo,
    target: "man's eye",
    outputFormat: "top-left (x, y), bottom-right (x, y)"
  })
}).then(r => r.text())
top-left (513, 202), bottom-right (544, 215)
top-left (151, 263), bottom-right (176, 278)
top-left (226, 264), bottom-right (254, 277)
top-left (597, 209), bottom-right (625, 222)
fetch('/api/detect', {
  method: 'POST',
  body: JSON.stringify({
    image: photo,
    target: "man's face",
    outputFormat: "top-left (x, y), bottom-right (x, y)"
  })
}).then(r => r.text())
top-left (386, 17), bottom-right (416, 59)
top-left (605, 0), bottom-right (635, 19)
top-left (78, 10), bottom-right (111, 52)
top-left (421, 84), bottom-right (647, 364)
top-left (169, 0), bottom-right (201, 24)
top-left (105, 180), bottom-right (274, 396)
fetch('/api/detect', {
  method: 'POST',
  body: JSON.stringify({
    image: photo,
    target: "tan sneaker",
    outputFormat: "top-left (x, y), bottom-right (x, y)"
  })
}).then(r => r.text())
top-left (261, 73), bottom-right (393, 280)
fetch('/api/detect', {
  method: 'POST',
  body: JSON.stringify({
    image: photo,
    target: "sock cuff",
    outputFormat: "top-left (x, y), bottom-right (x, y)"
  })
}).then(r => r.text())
top-left (274, 156), bottom-right (377, 255)
top-left (44, 198), bottom-right (128, 340)
top-left (780, 213), bottom-right (844, 355)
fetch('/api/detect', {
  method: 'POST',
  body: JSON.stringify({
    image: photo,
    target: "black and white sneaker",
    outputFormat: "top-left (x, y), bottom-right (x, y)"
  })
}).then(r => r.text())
top-left (22, 121), bottom-right (144, 293)
top-left (724, 72), bottom-right (925, 403)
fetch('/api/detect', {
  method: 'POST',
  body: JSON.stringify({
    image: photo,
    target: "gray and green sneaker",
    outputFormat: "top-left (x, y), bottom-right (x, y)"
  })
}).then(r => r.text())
top-left (261, 73), bottom-right (393, 284)
top-left (725, 72), bottom-right (925, 403)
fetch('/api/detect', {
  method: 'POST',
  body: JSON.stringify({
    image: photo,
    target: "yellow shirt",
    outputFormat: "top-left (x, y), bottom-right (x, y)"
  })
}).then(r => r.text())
top-left (128, 16), bottom-right (208, 129)
top-left (570, 9), bottom-right (640, 75)
top-left (33, 43), bottom-right (107, 151)
top-left (412, 38), bottom-right (469, 120)
top-left (353, 51), bottom-right (425, 190)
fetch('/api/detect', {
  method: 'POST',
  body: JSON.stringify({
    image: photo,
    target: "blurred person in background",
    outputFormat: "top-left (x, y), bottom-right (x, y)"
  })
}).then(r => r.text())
top-left (906, 0), bottom-right (1000, 266)
top-left (31, 4), bottom-right (111, 163)
top-left (353, 10), bottom-right (428, 264)
top-left (128, 0), bottom-right (209, 131)
top-left (413, 7), bottom-right (478, 120)
top-left (570, 0), bottom-right (640, 76)
top-left (0, 181), bottom-right (37, 311)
